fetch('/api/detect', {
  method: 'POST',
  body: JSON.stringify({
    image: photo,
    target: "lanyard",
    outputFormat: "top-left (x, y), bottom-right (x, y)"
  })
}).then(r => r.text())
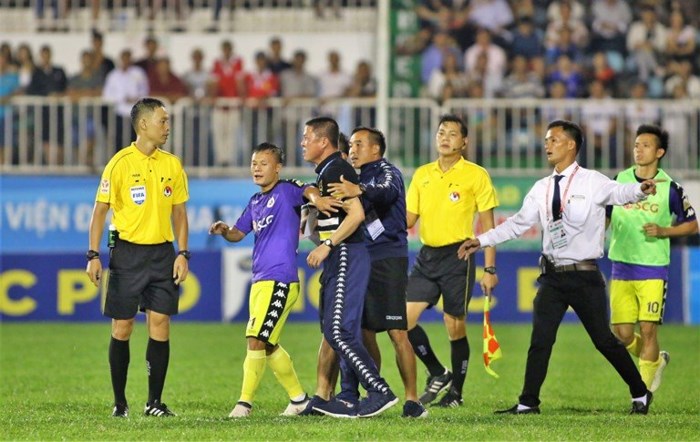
top-left (546, 165), bottom-right (580, 221)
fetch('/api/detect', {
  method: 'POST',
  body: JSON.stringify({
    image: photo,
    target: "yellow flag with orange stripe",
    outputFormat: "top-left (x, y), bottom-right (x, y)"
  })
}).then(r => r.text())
top-left (483, 294), bottom-right (502, 378)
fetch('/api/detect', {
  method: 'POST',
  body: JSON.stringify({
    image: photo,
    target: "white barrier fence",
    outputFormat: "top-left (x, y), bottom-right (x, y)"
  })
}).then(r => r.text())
top-left (1, 96), bottom-right (699, 178)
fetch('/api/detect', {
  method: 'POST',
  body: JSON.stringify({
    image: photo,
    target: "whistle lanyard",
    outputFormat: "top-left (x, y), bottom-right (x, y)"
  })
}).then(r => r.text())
top-left (545, 165), bottom-right (580, 222)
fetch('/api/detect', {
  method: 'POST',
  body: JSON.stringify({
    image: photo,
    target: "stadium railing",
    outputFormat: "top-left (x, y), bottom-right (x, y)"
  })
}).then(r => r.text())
top-left (1, 95), bottom-right (698, 179)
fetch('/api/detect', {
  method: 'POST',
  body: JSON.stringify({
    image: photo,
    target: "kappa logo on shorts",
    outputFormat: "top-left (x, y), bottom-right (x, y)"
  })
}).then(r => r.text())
top-left (130, 186), bottom-right (146, 205)
top-left (100, 179), bottom-right (110, 194)
top-left (163, 186), bottom-right (172, 197)
top-left (449, 191), bottom-right (460, 202)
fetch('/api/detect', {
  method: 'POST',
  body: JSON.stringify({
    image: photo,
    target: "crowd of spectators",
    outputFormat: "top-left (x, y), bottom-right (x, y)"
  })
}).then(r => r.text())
top-left (407, 0), bottom-right (700, 103)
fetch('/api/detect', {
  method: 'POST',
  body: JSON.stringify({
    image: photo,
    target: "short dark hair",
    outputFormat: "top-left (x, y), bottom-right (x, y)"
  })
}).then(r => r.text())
top-left (253, 142), bottom-right (285, 164)
top-left (305, 116), bottom-right (340, 148)
top-left (636, 124), bottom-right (669, 157)
top-left (130, 97), bottom-right (165, 130)
top-left (351, 126), bottom-right (387, 156)
top-left (547, 119), bottom-right (584, 153)
top-left (338, 132), bottom-right (349, 156)
top-left (438, 114), bottom-right (468, 137)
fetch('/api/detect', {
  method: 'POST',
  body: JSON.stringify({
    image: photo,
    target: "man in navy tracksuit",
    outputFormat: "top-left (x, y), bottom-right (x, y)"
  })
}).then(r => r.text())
top-left (303, 117), bottom-right (398, 418)
top-left (328, 127), bottom-right (427, 418)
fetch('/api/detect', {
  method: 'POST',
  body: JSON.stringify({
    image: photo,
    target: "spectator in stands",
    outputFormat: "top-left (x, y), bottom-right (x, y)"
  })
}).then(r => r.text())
top-left (66, 50), bottom-right (102, 169)
top-left (210, 39), bottom-right (245, 167)
top-left (544, 0), bottom-right (589, 49)
top-left (581, 79), bottom-right (619, 167)
top-left (466, 0), bottom-right (514, 43)
top-left (624, 80), bottom-right (660, 162)
top-left (0, 43), bottom-right (14, 67)
top-left (134, 36), bottom-right (160, 74)
top-left (35, 0), bottom-right (68, 32)
top-left (587, 51), bottom-right (617, 93)
top-left (590, 0), bottom-right (632, 55)
top-left (318, 50), bottom-right (352, 104)
top-left (665, 10), bottom-right (697, 64)
top-left (345, 60), bottom-right (376, 98)
top-left (91, 30), bottom-right (115, 83)
top-left (540, 80), bottom-right (576, 130)
top-left (313, 0), bottom-right (341, 19)
top-left (148, 57), bottom-right (188, 103)
top-left (626, 5), bottom-right (667, 81)
top-left (267, 37), bottom-right (292, 76)
top-left (421, 30), bottom-right (463, 85)
top-left (25, 45), bottom-right (68, 165)
top-left (547, 54), bottom-right (584, 98)
top-left (501, 55), bottom-right (545, 99)
top-left (427, 51), bottom-right (469, 102)
top-left (546, 0), bottom-right (585, 23)
top-left (0, 51), bottom-right (20, 164)
top-left (182, 48), bottom-right (214, 167)
top-left (102, 49), bottom-right (149, 152)
top-left (664, 60), bottom-right (700, 99)
top-left (15, 44), bottom-right (35, 90)
top-left (509, 16), bottom-right (544, 61)
top-left (545, 26), bottom-right (584, 67)
top-left (245, 52), bottom-right (279, 104)
top-left (464, 28), bottom-right (506, 86)
top-left (280, 50), bottom-right (317, 101)
top-left (662, 82), bottom-right (695, 167)
top-left (183, 48), bottom-right (214, 102)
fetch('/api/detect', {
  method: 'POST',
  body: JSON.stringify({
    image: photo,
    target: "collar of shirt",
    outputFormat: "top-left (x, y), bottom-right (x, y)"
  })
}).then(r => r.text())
top-left (314, 151), bottom-right (342, 174)
top-left (429, 157), bottom-right (466, 175)
top-left (551, 161), bottom-right (579, 179)
top-left (128, 143), bottom-right (161, 161)
top-left (359, 158), bottom-right (385, 173)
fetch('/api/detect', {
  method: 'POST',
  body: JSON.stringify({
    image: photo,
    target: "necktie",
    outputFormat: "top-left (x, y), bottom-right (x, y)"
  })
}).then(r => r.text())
top-left (552, 175), bottom-right (564, 221)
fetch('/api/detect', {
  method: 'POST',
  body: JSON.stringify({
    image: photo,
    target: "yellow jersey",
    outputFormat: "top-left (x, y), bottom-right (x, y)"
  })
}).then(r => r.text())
top-left (96, 143), bottom-right (189, 244)
top-left (407, 157), bottom-right (498, 247)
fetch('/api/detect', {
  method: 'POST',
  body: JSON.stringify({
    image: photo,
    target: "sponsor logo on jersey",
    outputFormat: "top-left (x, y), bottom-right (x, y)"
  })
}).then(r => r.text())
top-left (100, 179), bottom-right (110, 194)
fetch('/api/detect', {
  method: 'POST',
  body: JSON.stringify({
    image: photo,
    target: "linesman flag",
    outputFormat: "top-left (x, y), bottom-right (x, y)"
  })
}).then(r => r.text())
top-left (483, 294), bottom-right (502, 378)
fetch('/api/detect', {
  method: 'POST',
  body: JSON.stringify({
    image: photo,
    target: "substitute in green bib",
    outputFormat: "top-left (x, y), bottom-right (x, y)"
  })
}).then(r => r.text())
top-left (607, 124), bottom-right (698, 393)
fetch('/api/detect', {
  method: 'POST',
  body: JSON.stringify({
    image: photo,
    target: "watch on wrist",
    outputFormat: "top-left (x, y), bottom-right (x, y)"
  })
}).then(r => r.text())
top-left (86, 250), bottom-right (100, 262)
top-left (322, 239), bottom-right (334, 250)
top-left (178, 250), bottom-right (191, 260)
top-left (484, 266), bottom-right (497, 275)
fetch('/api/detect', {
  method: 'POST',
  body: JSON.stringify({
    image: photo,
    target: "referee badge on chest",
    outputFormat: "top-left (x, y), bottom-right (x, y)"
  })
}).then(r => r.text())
top-left (130, 186), bottom-right (146, 205)
top-left (449, 191), bottom-right (460, 202)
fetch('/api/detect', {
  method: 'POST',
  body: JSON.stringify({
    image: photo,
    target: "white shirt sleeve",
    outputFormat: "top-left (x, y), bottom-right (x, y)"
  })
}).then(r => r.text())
top-left (591, 171), bottom-right (645, 206)
top-left (478, 185), bottom-right (542, 248)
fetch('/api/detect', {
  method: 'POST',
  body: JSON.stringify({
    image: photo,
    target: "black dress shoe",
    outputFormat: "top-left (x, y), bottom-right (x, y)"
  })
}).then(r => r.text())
top-left (630, 391), bottom-right (653, 415)
top-left (495, 404), bottom-right (541, 414)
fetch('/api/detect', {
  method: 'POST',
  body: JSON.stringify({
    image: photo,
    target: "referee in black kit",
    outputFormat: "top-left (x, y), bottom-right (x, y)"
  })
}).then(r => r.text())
top-left (459, 120), bottom-right (658, 415)
top-left (86, 98), bottom-right (190, 418)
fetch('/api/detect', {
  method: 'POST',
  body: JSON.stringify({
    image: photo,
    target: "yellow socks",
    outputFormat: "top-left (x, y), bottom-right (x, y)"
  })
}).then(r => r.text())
top-left (639, 355), bottom-right (661, 390)
top-left (267, 346), bottom-right (305, 399)
top-left (240, 349), bottom-right (267, 404)
top-left (626, 333), bottom-right (642, 358)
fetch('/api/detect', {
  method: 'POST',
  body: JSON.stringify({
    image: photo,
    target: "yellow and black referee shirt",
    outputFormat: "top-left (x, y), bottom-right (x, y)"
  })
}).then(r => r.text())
top-left (407, 157), bottom-right (498, 247)
top-left (95, 143), bottom-right (189, 245)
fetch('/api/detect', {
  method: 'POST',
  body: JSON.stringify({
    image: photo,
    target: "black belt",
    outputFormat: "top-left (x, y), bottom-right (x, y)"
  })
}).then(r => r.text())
top-left (540, 256), bottom-right (598, 273)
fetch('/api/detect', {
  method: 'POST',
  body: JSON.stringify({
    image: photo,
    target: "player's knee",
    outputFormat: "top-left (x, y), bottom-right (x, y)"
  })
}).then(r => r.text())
top-left (612, 325), bottom-right (634, 345)
top-left (246, 337), bottom-right (268, 351)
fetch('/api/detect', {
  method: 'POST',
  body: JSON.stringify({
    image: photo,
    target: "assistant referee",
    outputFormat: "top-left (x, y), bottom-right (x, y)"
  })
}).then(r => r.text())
top-left (86, 97), bottom-right (190, 418)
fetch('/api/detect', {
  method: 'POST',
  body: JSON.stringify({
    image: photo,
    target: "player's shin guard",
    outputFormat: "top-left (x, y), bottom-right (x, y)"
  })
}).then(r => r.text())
top-left (408, 325), bottom-right (444, 377)
top-left (109, 337), bottom-right (130, 405)
top-left (626, 333), bottom-right (642, 358)
top-left (146, 338), bottom-right (169, 404)
top-left (639, 356), bottom-right (661, 390)
top-left (267, 346), bottom-right (305, 400)
top-left (240, 349), bottom-right (267, 404)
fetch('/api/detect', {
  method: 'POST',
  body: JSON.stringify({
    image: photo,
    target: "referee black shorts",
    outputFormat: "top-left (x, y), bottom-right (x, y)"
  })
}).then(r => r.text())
top-left (362, 257), bottom-right (408, 332)
top-left (104, 238), bottom-right (180, 319)
top-left (406, 243), bottom-right (475, 317)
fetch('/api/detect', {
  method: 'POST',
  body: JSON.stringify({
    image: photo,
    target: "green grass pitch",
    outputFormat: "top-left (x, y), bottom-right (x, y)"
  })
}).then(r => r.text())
top-left (1, 322), bottom-right (699, 440)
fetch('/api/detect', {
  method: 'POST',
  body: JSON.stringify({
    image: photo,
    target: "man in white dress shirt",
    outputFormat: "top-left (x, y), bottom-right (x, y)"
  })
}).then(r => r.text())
top-left (458, 119), bottom-right (658, 415)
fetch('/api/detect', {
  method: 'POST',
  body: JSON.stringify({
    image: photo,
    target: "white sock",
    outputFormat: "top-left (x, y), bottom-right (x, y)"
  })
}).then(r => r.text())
top-left (632, 394), bottom-right (647, 405)
top-left (291, 393), bottom-right (307, 403)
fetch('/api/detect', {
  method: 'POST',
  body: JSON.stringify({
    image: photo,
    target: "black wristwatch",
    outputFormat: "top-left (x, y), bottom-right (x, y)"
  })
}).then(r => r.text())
top-left (178, 250), bottom-right (191, 260)
top-left (86, 250), bottom-right (100, 262)
top-left (484, 266), bottom-right (497, 275)
top-left (322, 239), bottom-right (334, 250)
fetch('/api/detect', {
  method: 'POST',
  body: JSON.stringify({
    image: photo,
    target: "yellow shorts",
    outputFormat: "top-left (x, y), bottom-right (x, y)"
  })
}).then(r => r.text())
top-left (246, 281), bottom-right (299, 345)
top-left (610, 279), bottom-right (667, 325)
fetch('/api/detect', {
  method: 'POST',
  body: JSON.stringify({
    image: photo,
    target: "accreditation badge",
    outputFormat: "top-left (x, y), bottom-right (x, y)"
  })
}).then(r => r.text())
top-left (548, 219), bottom-right (567, 249)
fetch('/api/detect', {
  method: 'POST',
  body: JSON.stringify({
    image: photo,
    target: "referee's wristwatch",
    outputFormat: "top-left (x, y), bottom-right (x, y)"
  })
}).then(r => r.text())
top-left (178, 250), bottom-right (191, 260)
top-left (86, 250), bottom-right (100, 262)
top-left (484, 266), bottom-right (497, 275)
top-left (322, 239), bottom-right (334, 250)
